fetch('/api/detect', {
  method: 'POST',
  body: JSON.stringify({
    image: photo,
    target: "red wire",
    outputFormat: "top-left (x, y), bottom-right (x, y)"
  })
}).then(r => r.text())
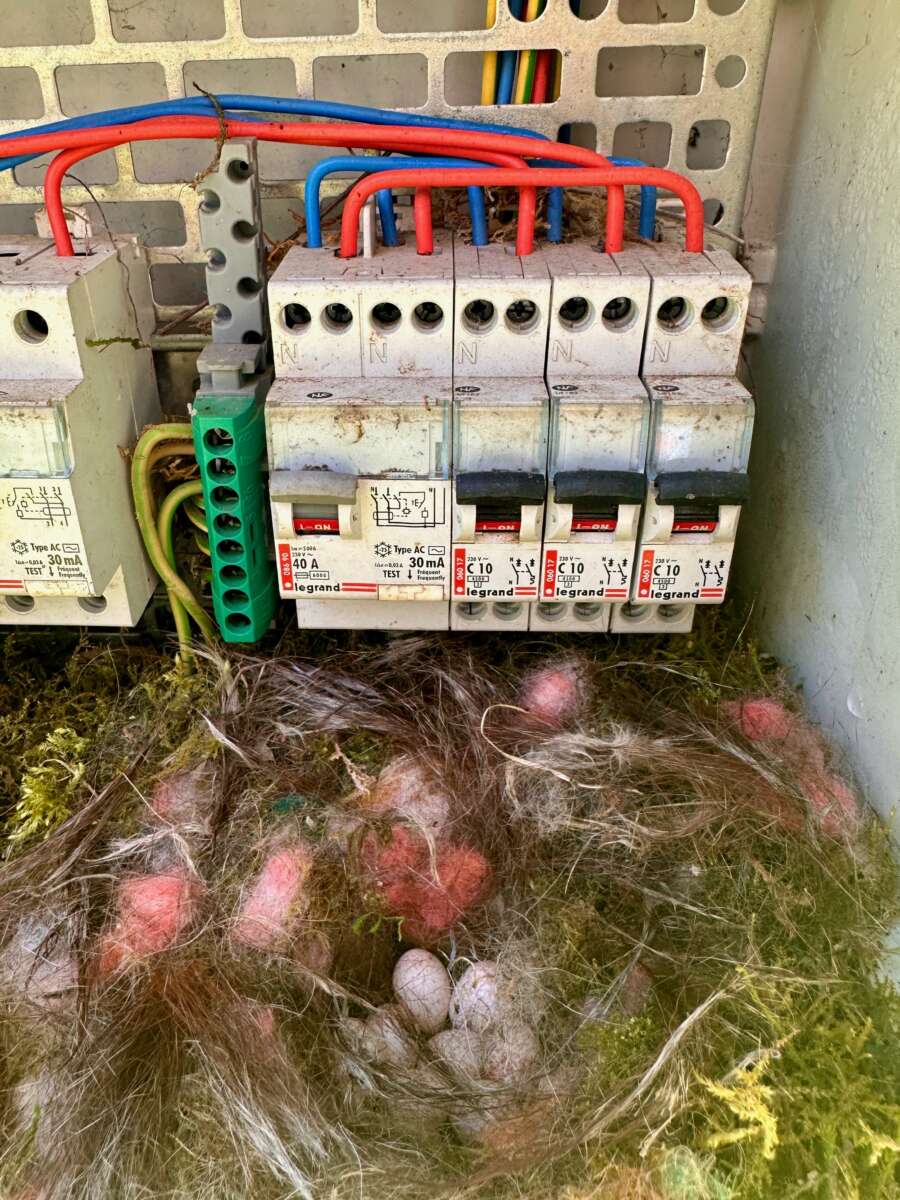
top-left (3, 116), bottom-right (703, 254)
top-left (532, 51), bottom-right (551, 104)
top-left (339, 167), bottom-right (703, 257)
top-left (413, 189), bottom-right (433, 255)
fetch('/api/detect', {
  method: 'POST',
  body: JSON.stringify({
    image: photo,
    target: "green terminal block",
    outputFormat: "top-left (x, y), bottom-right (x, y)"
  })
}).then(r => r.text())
top-left (192, 361), bottom-right (277, 643)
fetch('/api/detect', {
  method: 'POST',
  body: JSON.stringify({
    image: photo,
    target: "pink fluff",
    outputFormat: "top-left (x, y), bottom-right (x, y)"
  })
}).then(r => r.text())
top-left (802, 770), bottom-right (860, 838)
top-left (232, 846), bottom-right (313, 949)
top-left (518, 662), bottom-right (584, 729)
top-left (149, 767), bottom-right (214, 830)
top-left (723, 698), bottom-right (797, 742)
top-left (99, 873), bottom-right (199, 975)
top-left (364, 827), bottom-right (492, 944)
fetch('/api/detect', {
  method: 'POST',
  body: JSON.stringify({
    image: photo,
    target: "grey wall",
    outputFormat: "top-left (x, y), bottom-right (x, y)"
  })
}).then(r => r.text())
top-left (738, 0), bottom-right (900, 834)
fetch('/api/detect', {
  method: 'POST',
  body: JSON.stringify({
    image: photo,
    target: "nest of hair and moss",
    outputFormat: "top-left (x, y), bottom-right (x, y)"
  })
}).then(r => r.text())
top-left (0, 611), bottom-right (897, 1200)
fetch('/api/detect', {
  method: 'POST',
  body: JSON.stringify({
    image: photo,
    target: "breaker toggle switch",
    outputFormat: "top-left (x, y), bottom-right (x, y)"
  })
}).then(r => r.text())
top-left (633, 471), bottom-right (749, 605)
top-left (540, 469), bottom-right (644, 606)
top-left (452, 471), bottom-right (545, 605)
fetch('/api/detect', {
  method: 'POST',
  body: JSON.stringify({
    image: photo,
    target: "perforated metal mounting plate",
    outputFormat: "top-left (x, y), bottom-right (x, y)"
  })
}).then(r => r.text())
top-left (0, 0), bottom-right (776, 324)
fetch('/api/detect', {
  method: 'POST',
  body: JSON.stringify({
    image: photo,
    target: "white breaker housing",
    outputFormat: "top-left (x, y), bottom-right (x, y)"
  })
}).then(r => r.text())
top-left (451, 242), bottom-right (551, 632)
top-left (611, 245), bottom-right (754, 636)
top-left (532, 241), bottom-right (651, 634)
top-left (266, 237), bottom-right (454, 630)
top-left (0, 238), bottom-right (160, 626)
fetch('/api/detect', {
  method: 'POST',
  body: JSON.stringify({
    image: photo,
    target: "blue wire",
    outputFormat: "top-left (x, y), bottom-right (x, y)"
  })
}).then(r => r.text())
top-left (375, 190), bottom-right (399, 246)
top-left (304, 156), bottom-right (495, 249)
top-left (496, 52), bottom-right (517, 106)
top-left (610, 156), bottom-right (657, 240)
top-left (0, 93), bottom-right (667, 243)
top-left (0, 92), bottom-right (566, 240)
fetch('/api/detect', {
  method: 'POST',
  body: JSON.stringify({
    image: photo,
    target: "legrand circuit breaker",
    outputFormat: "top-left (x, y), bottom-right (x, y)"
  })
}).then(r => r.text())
top-left (266, 236), bottom-right (453, 630)
top-left (0, 239), bottom-right (160, 626)
top-left (612, 246), bottom-right (755, 634)
top-left (451, 242), bottom-right (551, 632)
top-left (532, 242), bottom-right (651, 633)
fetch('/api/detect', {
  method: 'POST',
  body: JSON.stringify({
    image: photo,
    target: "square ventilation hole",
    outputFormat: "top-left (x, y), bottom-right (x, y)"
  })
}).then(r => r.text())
top-left (378, 0), bottom-right (487, 33)
top-left (0, 0), bottom-right (93, 46)
top-left (0, 67), bottom-right (43, 118)
top-left (612, 120), bottom-right (672, 167)
top-left (445, 50), bottom-right (561, 105)
top-left (596, 45), bottom-right (704, 97)
top-left (686, 119), bottom-right (731, 169)
top-left (242, 0), bottom-right (358, 37)
top-left (314, 53), bottom-right (428, 109)
top-left (618, 0), bottom-right (695, 22)
top-left (108, 0), bottom-right (225, 42)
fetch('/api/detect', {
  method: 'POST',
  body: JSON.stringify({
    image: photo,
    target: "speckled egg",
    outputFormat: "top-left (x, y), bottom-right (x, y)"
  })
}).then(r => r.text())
top-left (361, 1004), bottom-right (418, 1070)
top-left (428, 1027), bottom-right (484, 1082)
top-left (449, 961), bottom-right (499, 1032)
top-left (393, 948), bottom-right (451, 1035)
top-left (483, 1020), bottom-right (540, 1084)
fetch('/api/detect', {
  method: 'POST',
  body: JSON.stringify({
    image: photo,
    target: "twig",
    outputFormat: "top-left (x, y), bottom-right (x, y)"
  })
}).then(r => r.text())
top-left (190, 83), bottom-right (228, 188)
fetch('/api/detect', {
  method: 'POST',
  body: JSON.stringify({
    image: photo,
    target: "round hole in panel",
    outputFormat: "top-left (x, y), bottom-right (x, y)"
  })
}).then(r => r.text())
top-left (656, 296), bottom-right (694, 332)
top-left (204, 428), bottom-right (234, 450)
top-left (209, 456), bottom-right (236, 479)
top-left (536, 602), bottom-right (567, 622)
top-left (4, 595), bottom-right (35, 613)
top-left (282, 303), bottom-right (311, 332)
top-left (220, 564), bottom-right (247, 583)
top-left (77, 595), bottom-right (107, 614)
top-left (708, 0), bottom-right (746, 13)
top-left (13, 309), bottom-right (49, 344)
top-left (413, 301), bottom-right (444, 332)
top-left (701, 295), bottom-right (739, 332)
top-left (462, 298), bottom-right (496, 333)
top-left (619, 603), bottom-right (648, 622)
top-left (214, 513), bottom-right (242, 533)
top-left (226, 158), bottom-right (252, 183)
top-left (492, 602), bottom-right (523, 621)
top-left (457, 602), bottom-right (487, 620)
top-left (322, 302), bottom-right (354, 333)
top-left (574, 602), bottom-right (605, 621)
top-left (570, 0), bottom-right (608, 16)
top-left (659, 604), bottom-right (687, 621)
top-left (504, 298), bottom-right (540, 334)
top-left (715, 55), bottom-right (746, 87)
top-left (371, 301), bottom-right (402, 332)
top-left (232, 219), bottom-right (258, 242)
top-left (217, 539), bottom-right (244, 561)
top-left (199, 189), bottom-right (220, 214)
top-left (212, 485), bottom-right (239, 507)
top-left (225, 612), bottom-right (252, 630)
top-left (602, 296), bottom-right (638, 332)
top-left (558, 295), bottom-right (594, 331)
top-left (206, 248), bottom-right (226, 272)
top-left (237, 276), bottom-right (262, 298)
top-left (703, 197), bottom-right (726, 227)
top-left (223, 588), bottom-right (250, 609)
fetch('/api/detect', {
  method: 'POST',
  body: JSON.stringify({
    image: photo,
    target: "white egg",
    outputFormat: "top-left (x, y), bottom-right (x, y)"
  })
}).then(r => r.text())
top-left (361, 1004), bottom-right (418, 1070)
top-left (482, 1021), bottom-right (540, 1084)
top-left (429, 1027), bottom-right (484, 1083)
top-left (449, 961), bottom-right (499, 1032)
top-left (393, 949), bottom-right (451, 1035)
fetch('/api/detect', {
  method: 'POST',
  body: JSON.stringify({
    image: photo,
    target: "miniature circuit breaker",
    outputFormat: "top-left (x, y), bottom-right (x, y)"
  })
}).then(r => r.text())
top-left (450, 242), bottom-right (551, 632)
top-left (266, 235), bottom-right (454, 630)
top-left (531, 241), bottom-right (651, 634)
top-left (611, 245), bottom-right (755, 635)
top-left (0, 237), bottom-right (160, 627)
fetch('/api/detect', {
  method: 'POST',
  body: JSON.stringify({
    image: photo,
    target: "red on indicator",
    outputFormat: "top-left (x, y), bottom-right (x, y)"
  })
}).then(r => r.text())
top-left (293, 517), bottom-right (340, 534)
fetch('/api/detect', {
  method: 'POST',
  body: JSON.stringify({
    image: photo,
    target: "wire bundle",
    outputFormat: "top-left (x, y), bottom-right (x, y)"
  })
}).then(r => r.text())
top-left (0, 107), bottom-right (697, 258)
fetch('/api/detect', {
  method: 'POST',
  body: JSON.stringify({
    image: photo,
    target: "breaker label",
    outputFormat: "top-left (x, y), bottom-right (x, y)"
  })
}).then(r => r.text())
top-left (275, 479), bottom-right (451, 600)
top-left (0, 480), bottom-right (90, 592)
top-left (540, 545), bottom-right (632, 601)
top-left (451, 543), bottom-right (540, 600)
top-left (633, 545), bottom-right (734, 604)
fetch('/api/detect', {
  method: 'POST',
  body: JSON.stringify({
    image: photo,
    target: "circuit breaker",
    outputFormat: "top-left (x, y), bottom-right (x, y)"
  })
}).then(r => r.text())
top-left (266, 236), bottom-right (454, 630)
top-left (0, 238), bottom-right (160, 626)
top-left (531, 242), bottom-right (651, 634)
top-left (611, 245), bottom-right (754, 635)
top-left (450, 242), bottom-right (551, 632)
